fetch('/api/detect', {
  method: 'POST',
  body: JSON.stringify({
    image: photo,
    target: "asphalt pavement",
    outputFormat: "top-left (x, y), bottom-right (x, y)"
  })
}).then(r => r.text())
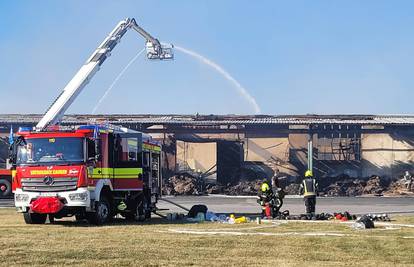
top-left (158, 195), bottom-right (414, 215)
top-left (2, 196), bottom-right (413, 215)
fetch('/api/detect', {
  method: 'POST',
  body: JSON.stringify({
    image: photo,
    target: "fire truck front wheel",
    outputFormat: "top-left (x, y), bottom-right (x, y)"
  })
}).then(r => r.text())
top-left (87, 196), bottom-right (111, 225)
top-left (23, 212), bottom-right (47, 224)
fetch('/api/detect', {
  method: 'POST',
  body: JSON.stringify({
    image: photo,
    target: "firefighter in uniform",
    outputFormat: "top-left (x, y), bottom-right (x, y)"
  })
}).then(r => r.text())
top-left (257, 180), bottom-right (284, 218)
top-left (299, 170), bottom-right (318, 215)
top-left (257, 181), bottom-right (273, 218)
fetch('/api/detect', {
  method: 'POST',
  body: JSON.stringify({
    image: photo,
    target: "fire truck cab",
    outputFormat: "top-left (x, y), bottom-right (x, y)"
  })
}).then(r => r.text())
top-left (11, 125), bottom-right (161, 224)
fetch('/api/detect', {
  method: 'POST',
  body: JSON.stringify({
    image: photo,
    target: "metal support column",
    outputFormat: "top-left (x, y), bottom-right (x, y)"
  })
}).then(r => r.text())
top-left (307, 126), bottom-right (313, 172)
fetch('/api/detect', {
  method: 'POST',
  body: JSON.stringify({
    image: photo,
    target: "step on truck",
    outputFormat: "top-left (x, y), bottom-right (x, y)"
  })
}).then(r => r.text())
top-left (11, 125), bottom-right (161, 224)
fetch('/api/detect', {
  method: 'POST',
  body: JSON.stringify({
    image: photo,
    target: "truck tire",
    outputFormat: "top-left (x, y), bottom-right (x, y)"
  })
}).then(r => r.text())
top-left (23, 212), bottom-right (47, 224)
top-left (122, 196), bottom-right (149, 222)
top-left (87, 196), bottom-right (111, 225)
top-left (0, 179), bottom-right (11, 198)
top-left (135, 199), bottom-right (145, 222)
top-left (135, 197), bottom-right (149, 222)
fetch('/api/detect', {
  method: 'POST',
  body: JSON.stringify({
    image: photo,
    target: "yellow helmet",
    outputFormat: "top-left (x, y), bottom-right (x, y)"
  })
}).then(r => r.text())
top-left (261, 182), bottom-right (270, 192)
top-left (305, 170), bottom-right (313, 177)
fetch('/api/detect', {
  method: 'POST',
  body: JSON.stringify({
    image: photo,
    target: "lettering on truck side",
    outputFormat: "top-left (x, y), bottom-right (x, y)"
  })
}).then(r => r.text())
top-left (30, 170), bottom-right (68, 175)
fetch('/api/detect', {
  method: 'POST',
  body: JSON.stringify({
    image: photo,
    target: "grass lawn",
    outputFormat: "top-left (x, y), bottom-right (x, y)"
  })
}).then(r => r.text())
top-left (0, 208), bottom-right (413, 266)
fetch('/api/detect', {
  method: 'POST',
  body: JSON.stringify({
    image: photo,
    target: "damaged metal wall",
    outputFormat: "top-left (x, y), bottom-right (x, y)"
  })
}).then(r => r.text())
top-left (361, 129), bottom-right (414, 177)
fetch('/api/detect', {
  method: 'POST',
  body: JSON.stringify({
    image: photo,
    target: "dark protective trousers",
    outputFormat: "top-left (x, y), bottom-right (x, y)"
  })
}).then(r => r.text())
top-left (304, 196), bottom-right (316, 214)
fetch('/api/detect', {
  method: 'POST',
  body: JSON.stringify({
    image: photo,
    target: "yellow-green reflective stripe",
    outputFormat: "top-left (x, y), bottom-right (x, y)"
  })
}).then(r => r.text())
top-left (128, 139), bottom-right (138, 146)
top-left (114, 168), bottom-right (142, 178)
top-left (92, 168), bottom-right (112, 176)
top-left (303, 180), bottom-right (308, 193)
top-left (114, 168), bottom-right (142, 175)
top-left (90, 168), bottom-right (143, 179)
top-left (143, 143), bottom-right (161, 152)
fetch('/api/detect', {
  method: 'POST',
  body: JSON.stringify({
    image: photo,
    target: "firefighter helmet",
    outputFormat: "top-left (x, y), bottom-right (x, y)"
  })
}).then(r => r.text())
top-left (261, 182), bottom-right (270, 192)
top-left (305, 170), bottom-right (313, 177)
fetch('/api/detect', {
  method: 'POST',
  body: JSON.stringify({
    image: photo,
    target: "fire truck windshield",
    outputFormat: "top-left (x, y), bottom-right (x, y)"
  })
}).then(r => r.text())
top-left (16, 137), bottom-right (84, 166)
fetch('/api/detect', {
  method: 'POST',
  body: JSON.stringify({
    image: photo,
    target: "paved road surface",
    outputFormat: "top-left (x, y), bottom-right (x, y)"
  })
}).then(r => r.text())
top-left (2, 196), bottom-right (413, 215)
top-left (158, 196), bottom-right (414, 215)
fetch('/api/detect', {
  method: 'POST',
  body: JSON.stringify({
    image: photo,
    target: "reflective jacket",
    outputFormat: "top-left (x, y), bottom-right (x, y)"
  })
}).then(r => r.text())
top-left (299, 178), bottom-right (317, 197)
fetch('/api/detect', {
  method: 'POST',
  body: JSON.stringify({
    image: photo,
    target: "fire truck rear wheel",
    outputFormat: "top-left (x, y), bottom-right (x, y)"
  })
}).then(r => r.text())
top-left (87, 196), bottom-right (111, 225)
top-left (0, 179), bottom-right (11, 198)
top-left (135, 197), bottom-right (148, 222)
top-left (23, 212), bottom-right (47, 224)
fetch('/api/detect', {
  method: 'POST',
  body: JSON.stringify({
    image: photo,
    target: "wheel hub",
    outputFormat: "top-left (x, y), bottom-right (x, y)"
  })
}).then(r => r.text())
top-left (0, 185), bottom-right (6, 192)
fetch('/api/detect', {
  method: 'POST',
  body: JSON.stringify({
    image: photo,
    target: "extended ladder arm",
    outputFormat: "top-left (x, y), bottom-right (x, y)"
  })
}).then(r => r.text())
top-left (36, 18), bottom-right (173, 131)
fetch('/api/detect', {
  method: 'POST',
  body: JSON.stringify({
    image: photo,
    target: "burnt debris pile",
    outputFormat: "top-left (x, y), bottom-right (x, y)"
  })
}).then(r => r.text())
top-left (162, 173), bottom-right (413, 196)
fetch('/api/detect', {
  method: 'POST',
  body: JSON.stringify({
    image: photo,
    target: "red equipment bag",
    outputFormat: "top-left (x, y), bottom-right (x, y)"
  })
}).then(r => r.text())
top-left (265, 203), bottom-right (272, 218)
top-left (30, 197), bottom-right (64, 214)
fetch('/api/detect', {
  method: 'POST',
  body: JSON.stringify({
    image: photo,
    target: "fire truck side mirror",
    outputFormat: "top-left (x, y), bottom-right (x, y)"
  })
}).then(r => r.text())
top-left (8, 144), bottom-right (16, 166)
top-left (8, 139), bottom-right (20, 166)
top-left (8, 134), bottom-right (26, 166)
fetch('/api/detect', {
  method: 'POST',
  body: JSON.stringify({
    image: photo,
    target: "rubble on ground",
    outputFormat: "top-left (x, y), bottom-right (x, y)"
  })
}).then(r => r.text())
top-left (321, 179), bottom-right (365, 197)
top-left (363, 175), bottom-right (388, 195)
top-left (385, 178), bottom-right (414, 195)
top-left (163, 173), bottom-right (413, 196)
top-left (162, 175), bottom-right (202, 195)
top-left (318, 175), bottom-right (389, 197)
top-left (205, 180), bottom-right (261, 195)
top-left (319, 177), bottom-right (366, 197)
top-left (224, 180), bottom-right (262, 196)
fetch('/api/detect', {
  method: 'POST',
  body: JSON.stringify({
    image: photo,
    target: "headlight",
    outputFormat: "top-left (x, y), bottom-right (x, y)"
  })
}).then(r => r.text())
top-left (69, 192), bottom-right (88, 201)
top-left (15, 194), bottom-right (29, 202)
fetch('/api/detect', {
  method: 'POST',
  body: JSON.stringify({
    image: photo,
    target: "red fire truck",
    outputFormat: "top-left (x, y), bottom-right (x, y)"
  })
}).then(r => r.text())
top-left (9, 18), bottom-right (173, 224)
top-left (12, 125), bottom-right (161, 224)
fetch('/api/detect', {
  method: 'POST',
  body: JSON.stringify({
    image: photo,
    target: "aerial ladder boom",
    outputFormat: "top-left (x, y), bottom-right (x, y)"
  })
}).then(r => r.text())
top-left (36, 18), bottom-right (173, 131)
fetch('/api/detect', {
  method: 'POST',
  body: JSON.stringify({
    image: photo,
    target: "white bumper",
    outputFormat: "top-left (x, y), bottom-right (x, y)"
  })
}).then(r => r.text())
top-left (14, 187), bottom-right (92, 213)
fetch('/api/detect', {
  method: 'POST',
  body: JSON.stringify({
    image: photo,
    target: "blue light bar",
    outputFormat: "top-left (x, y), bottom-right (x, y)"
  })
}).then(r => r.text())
top-left (18, 127), bottom-right (32, 132)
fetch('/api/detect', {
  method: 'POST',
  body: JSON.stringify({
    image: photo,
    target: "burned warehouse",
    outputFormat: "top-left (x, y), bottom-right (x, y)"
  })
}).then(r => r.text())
top-left (1, 114), bottom-right (414, 196)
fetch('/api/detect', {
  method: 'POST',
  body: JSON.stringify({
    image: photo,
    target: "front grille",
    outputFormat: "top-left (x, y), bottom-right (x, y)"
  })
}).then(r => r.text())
top-left (21, 177), bottom-right (78, 192)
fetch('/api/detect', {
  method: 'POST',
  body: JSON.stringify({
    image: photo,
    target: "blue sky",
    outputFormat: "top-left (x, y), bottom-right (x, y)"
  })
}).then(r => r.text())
top-left (1, 1), bottom-right (414, 115)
